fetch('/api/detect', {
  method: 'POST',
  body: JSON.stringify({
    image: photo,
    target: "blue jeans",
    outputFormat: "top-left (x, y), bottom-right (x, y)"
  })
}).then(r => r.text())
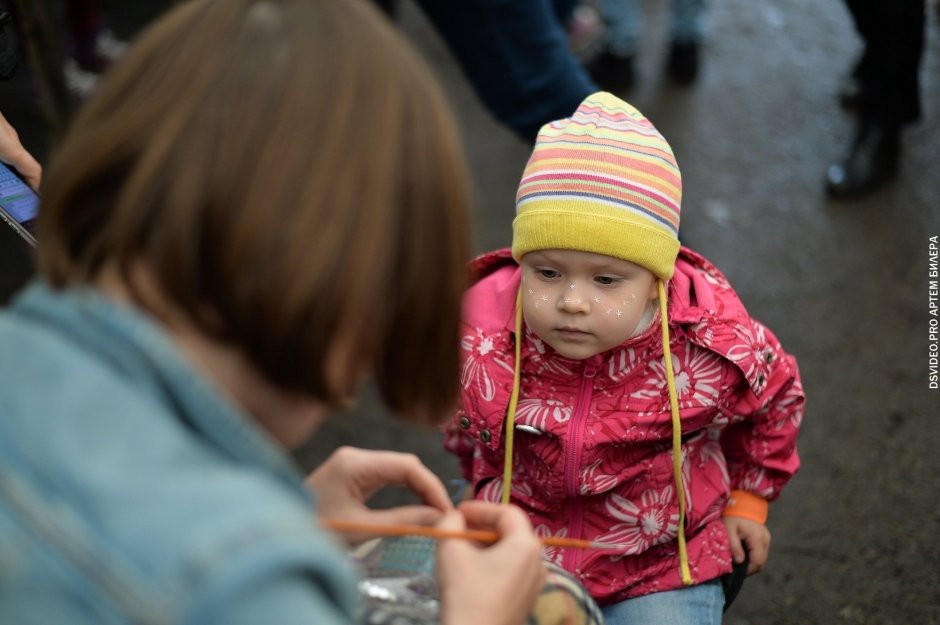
top-left (600, 579), bottom-right (724, 625)
top-left (413, 0), bottom-right (597, 141)
top-left (597, 0), bottom-right (706, 57)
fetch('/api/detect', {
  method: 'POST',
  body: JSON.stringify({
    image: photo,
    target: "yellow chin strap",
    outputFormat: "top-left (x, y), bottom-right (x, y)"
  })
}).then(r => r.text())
top-left (501, 282), bottom-right (692, 586)
top-left (659, 279), bottom-right (693, 585)
top-left (501, 288), bottom-right (524, 505)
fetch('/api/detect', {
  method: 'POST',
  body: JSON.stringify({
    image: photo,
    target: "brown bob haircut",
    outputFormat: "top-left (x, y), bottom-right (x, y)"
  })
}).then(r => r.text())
top-left (37, 0), bottom-right (471, 421)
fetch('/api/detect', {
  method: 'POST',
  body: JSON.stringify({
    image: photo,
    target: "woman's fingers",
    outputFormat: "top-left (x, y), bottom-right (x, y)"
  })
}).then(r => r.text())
top-left (436, 503), bottom-right (545, 625)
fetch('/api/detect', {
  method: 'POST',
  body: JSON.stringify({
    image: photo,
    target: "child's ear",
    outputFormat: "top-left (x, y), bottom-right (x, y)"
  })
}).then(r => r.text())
top-left (646, 277), bottom-right (660, 301)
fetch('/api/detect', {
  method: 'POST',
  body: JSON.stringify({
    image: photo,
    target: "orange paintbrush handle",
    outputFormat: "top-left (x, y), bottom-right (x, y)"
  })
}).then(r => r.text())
top-left (321, 519), bottom-right (607, 550)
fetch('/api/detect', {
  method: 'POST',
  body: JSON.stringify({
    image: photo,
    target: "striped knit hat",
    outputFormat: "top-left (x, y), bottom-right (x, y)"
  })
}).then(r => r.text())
top-left (512, 92), bottom-right (681, 281)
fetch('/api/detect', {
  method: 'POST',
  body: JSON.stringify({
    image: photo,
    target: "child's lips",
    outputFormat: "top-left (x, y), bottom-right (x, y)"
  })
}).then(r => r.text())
top-left (556, 327), bottom-right (591, 339)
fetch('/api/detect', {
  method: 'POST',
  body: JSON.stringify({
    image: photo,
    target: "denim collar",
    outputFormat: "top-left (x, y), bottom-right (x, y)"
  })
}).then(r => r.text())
top-left (11, 281), bottom-right (311, 503)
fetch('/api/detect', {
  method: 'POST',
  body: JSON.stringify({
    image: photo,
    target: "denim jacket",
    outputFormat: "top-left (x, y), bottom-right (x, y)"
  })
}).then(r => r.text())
top-left (0, 283), bottom-right (358, 624)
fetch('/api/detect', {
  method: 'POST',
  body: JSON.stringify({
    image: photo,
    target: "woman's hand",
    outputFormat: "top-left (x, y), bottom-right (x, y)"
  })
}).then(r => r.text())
top-left (0, 112), bottom-right (41, 191)
top-left (306, 446), bottom-right (453, 544)
top-left (722, 516), bottom-right (771, 575)
top-left (436, 500), bottom-right (546, 625)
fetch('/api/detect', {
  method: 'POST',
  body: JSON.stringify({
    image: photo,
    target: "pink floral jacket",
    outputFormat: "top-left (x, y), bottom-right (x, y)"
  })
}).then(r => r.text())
top-left (444, 247), bottom-right (804, 605)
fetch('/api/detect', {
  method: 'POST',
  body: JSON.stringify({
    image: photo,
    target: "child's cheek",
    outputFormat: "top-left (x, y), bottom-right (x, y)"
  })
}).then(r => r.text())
top-left (520, 278), bottom-right (643, 325)
top-left (595, 291), bottom-right (640, 324)
top-left (522, 275), bottom-right (551, 314)
top-left (524, 285), bottom-right (552, 313)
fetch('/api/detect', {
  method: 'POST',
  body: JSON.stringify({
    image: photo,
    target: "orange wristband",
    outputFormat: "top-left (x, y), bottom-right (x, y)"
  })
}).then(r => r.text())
top-left (722, 490), bottom-right (768, 524)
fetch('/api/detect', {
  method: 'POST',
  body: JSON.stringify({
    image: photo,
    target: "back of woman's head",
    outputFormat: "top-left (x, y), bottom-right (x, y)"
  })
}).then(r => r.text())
top-left (37, 0), bottom-right (472, 420)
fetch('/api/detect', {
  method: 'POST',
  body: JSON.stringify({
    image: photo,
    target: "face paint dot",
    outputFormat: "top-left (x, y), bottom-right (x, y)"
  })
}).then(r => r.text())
top-left (534, 301), bottom-right (541, 309)
top-left (616, 309), bottom-right (623, 317)
top-left (528, 288), bottom-right (534, 295)
top-left (541, 294), bottom-right (549, 302)
top-left (593, 296), bottom-right (601, 304)
top-left (606, 308), bottom-right (613, 316)
top-left (631, 293), bottom-right (637, 300)
top-left (569, 283), bottom-right (577, 290)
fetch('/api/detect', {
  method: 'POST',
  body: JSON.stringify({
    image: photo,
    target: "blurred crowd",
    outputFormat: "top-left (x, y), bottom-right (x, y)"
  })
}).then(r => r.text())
top-left (1, 0), bottom-right (933, 201)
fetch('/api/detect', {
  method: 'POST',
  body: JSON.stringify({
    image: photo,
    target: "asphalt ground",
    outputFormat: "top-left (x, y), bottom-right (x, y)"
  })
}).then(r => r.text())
top-left (1, 1), bottom-right (938, 623)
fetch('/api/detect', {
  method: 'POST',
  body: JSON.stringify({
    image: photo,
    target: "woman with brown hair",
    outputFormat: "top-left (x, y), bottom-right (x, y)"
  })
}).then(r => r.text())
top-left (0, 0), bottom-right (546, 623)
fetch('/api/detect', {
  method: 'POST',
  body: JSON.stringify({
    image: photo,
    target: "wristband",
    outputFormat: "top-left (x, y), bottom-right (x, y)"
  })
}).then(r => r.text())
top-left (722, 490), bottom-right (768, 524)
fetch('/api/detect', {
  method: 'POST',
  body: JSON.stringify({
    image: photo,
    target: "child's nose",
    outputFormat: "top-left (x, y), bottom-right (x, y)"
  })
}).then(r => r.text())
top-left (558, 293), bottom-right (590, 313)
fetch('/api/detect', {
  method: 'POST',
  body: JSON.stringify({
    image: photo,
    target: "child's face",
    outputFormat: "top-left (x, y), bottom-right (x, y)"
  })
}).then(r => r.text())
top-left (520, 249), bottom-right (659, 360)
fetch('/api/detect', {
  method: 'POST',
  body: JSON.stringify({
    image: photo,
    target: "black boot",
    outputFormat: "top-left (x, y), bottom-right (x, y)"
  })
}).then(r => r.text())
top-left (838, 76), bottom-right (863, 111)
top-left (585, 49), bottom-right (636, 91)
top-left (825, 121), bottom-right (900, 199)
top-left (666, 40), bottom-right (699, 84)
top-left (837, 56), bottom-right (865, 111)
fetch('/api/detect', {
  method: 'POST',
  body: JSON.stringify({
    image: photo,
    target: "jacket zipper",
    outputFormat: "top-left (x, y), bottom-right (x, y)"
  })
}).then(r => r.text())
top-left (562, 363), bottom-right (597, 573)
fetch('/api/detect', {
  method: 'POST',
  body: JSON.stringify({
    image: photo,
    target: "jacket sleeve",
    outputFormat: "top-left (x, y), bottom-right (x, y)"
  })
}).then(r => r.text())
top-left (444, 258), bottom-right (520, 492)
top-left (720, 321), bottom-right (804, 502)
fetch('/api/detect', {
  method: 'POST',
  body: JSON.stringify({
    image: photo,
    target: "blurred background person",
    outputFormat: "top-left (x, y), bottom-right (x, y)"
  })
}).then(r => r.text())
top-left (4, 0), bottom-right (129, 101)
top-left (378, 0), bottom-right (598, 142)
top-left (584, 0), bottom-right (705, 90)
top-left (59, 0), bottom-right (129, 99)
top-left (824, 0), bottom-right (926, 199)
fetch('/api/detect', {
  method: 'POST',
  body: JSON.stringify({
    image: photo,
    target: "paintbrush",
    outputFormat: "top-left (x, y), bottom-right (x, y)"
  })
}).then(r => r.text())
top-left (322, 519), bottom-right (627, 550)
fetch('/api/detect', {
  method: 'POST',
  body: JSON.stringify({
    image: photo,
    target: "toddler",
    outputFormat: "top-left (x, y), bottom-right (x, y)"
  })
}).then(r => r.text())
top-left (445, 92), bottom-right (804, 624)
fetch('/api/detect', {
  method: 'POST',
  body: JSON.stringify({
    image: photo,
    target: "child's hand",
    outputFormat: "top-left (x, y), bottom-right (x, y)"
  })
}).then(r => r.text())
top-left (721, 516), bottom-right (771, 575)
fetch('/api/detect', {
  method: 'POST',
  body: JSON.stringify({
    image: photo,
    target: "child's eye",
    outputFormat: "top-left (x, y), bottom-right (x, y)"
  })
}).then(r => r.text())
top-left (536, 268), bottom-right (560, 280)
top-left (595, 276), bottom-right (620, 286)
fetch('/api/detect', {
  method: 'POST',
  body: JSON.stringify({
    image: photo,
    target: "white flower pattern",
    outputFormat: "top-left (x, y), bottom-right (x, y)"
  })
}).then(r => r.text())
top-left (517, 398), bottom-right (571, 430)
top-left (460, 329), bottom-right (514, 402)
top-left (583, 458), bottom-right (619, 493)
top-left (599, 488), bottom-right (679, 556)
top-left (632, 349), bottom-right (723, 408)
